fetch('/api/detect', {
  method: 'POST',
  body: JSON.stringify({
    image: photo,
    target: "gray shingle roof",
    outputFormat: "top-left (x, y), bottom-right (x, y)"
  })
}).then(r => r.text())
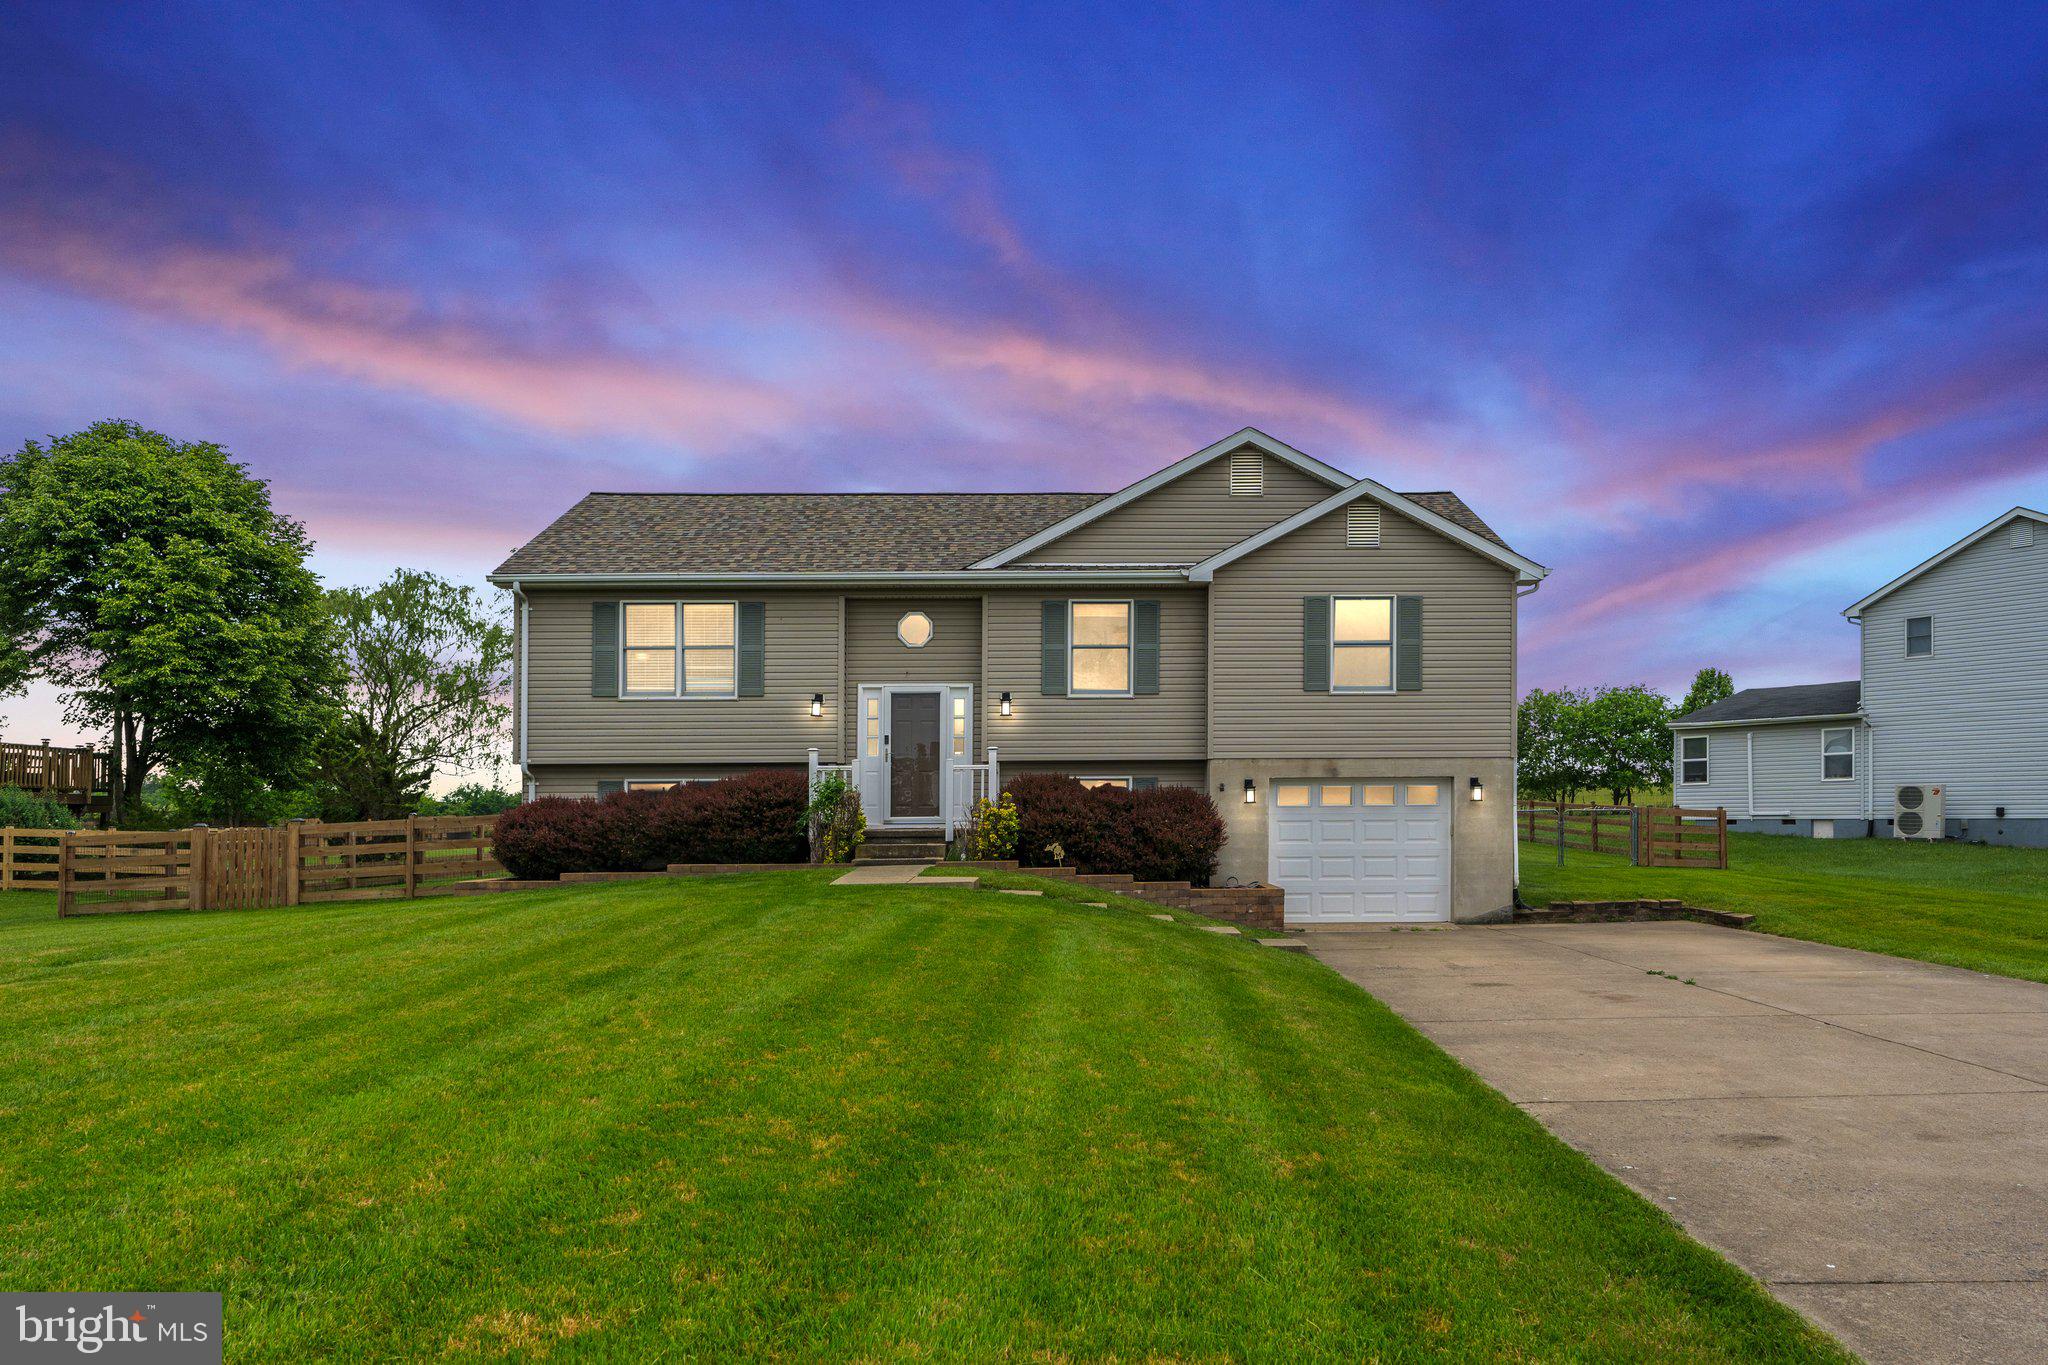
top-left (1402, 491), bottom-right (1508, 549)
top-left (1672, 681), bottom-right (1862, 726)
top-left (493, 487), bottom-right (1514, 575)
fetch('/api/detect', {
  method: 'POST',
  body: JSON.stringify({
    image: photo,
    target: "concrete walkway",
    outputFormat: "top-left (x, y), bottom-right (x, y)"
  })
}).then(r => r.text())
top-left (1302, 921), bottom-right (2048, 1365)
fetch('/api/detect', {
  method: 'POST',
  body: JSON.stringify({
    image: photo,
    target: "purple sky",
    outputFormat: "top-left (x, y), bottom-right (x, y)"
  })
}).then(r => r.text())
top-left (3, 1), bottom-right (2045, 748)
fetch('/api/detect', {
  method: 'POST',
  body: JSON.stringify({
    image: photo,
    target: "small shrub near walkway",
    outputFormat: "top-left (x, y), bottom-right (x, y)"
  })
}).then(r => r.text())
top-left (494, 770), bottom-right (806, 879)
top-left (1006, 773), bottom-right (1225, 883)
top-left (1521, 833), bottom-right (2048, 983)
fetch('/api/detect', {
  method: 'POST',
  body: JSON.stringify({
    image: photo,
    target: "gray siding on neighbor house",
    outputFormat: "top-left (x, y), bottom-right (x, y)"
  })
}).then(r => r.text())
top-left (980, 587), bottom-right (1207, 762)
top-left (841, 596), bottom-right (982, 756)
top-left (1016, 453), bottom-right (1334, 564)
top-left (1207, 500), bottom-right (1518, 760)
top-left (524, 588), bottom-right (844, 764)
top-left (1671, 722), bottom-right (1867, 819)
top-left (1859, 524), bottom-right (2048, 820)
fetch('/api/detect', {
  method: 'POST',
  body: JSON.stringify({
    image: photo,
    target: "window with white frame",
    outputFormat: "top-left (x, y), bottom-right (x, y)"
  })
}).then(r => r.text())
top-left (1680, 735), bottom-right (1708, 784)
top-left (621, 602), bottom-right (736, 697)
top-left (1822, 727), bottom-right (1855, 781)
top-left (1906, 615), bottom-right (1932, 657)
top-left (1070, 601), bottom-right (1131, 695)
top-left (1077, 776), bottom-right (1130, 790)
top-left (623, 778), bottom-right (709, 791)
top-left (1331, 596), bottom-right (1394, 691)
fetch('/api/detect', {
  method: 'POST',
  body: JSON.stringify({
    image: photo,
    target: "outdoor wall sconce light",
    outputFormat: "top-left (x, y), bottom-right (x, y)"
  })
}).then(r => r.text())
top-left (810, 693), bottom-right (824, 718)
top-left (999, 691), bottom-right (1013, 718)
top-left (1243, 779), bottom-right (1258, 804)
top-left (1469, 776), bottom-right (1484, 802)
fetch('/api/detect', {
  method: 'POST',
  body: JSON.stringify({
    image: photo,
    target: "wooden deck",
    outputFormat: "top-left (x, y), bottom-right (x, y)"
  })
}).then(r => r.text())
top-left (0, 740), bottom-right (111, 812)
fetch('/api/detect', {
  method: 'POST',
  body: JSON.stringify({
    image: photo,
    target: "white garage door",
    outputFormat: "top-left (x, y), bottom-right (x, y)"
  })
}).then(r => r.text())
top-left (1268, 780), bottom-right (1450, 923)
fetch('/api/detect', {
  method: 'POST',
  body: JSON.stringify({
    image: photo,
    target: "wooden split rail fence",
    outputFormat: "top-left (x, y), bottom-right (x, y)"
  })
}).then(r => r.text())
top-left (1518, 802), bottom-right (1729, 869)
top-left (48, 815), bottom-right (502, 917)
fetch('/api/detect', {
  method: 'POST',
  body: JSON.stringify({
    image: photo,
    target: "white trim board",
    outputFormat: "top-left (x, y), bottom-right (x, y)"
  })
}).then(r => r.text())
top-left (968, 428), bottom-right (1354, 569)
top-left (1188, 478), bottom-right (1548, 583)
top-left (1842, 506), bottom-right (2047, 618)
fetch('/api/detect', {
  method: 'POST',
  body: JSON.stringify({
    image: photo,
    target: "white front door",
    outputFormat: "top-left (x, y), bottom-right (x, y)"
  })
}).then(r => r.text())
top-left (855, 684), bottom-right (971, 827)
top-left (1268, 780), bottom-right (1451, 923)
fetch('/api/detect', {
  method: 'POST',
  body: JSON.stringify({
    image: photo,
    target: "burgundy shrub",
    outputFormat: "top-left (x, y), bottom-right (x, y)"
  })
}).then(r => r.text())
top-left (492, 770), bottom-right (807, 879)
top-left (1003, 773), bottom-right (1227, 885)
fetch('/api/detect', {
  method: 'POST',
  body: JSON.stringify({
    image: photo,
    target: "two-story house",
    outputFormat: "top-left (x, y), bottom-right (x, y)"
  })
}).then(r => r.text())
top-left (489, 429), bottom-right (1549, 923)
top-left (1669, 507), bottom-right (2047, 845)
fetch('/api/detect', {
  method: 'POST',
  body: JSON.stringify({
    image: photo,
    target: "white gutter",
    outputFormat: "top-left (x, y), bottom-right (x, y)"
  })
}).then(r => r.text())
top-left (484, 569), bottom-right (1191, 588)
top-left (1668, 712), bottom-right (1863, 731)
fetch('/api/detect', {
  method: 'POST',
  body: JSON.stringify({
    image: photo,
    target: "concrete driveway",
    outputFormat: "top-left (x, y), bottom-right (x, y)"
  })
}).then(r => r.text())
top-left (1303, 921), bottom-right (2048, 1365)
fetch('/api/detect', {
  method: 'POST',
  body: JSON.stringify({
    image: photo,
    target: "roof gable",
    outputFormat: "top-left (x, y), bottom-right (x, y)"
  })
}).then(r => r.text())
top-left (1187, 477), bottom-right (1546, 583)
top-left (969, 428), bottom-right (1352, 568)
top-left (1843, 507), bottom-right (2047, 617)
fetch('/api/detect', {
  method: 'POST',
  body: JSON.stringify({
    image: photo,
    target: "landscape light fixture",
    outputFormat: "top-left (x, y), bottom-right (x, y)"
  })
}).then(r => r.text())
top-left (810, 693), bottom-right (824, 718)
top-left (1243, 779), bottom-right (1257, 804)
top-left (999, 691), bottom-right (1013, 718)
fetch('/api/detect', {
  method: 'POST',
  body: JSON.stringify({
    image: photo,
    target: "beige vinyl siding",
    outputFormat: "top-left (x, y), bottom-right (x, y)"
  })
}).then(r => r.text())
top-left (981, 587), bottom-right (1206, 761)
top-left (841, 596), bottom-right (982, 757)
top-left (525, 588), bottom-right (842, 764)
top-left (1209, 499), bottom-right (1517, 759)
top-left (1017, 453), bottom-right (1335, 564)
top-left (998, 760), bottom-right (1208, 788)
top-left (532, 763), bottom-right (798, 798)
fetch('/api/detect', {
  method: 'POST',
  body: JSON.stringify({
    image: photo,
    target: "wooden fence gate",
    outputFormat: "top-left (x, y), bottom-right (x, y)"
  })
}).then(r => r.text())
top-left (1638, 806), bottom-right (1729, 868)
top-left (197, 826), bottom-right (294, 910)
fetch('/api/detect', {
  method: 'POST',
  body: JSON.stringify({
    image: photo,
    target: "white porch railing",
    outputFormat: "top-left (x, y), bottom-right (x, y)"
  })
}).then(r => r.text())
top-left (806, 748), bottom-right (858, 863)
top-left (949, 746), bottom-right (999, 843)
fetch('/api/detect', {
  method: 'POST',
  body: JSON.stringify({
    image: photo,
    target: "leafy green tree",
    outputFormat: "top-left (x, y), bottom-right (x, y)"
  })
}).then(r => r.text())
top-left (417, 783), bottom-right (522, 817)
top-left (1517, 687), bottom-right (1598, 801)
top-left (314, 570), bottom-right (512, 820)
top-left (1677, 667), bottom-right (1735, 719)
top-left (1580, 684), bottom-right (1674, 804)
top-left (0, 421), bottom-right (337, 820)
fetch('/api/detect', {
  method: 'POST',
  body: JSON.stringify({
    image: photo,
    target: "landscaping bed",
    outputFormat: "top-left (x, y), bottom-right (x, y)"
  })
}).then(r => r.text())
top-left (0, 874), bottom-right (1838, 1360)
top-left (1520, 833), bottom-right (2048, 983)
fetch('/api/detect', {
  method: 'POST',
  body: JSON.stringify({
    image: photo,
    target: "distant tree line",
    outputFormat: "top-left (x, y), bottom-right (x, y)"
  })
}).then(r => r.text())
top-left (0, 421), bottom-right (518, 827)
top-left (1517, 668), bottom-right (1733, 804)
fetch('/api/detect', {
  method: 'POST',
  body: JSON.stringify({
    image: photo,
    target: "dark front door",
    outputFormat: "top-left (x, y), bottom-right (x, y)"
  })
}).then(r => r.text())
top-left (888, 691), bottom-right (942, 819)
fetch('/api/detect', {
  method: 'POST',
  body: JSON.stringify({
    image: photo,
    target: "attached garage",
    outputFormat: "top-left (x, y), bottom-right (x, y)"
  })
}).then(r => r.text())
top-left (1267, 779), bottom-right (1450, 923)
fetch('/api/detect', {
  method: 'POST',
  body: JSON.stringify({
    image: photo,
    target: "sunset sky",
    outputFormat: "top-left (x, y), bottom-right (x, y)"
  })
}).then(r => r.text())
top-left (3, 1), bottom-right (2044, 749)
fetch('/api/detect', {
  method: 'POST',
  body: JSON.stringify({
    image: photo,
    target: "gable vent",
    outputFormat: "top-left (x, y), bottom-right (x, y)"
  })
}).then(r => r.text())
top-left (1229, 451), bottom-right (1264, 497)
top-left (2015, 521), bottom-right (2037, 549)
top-left (1346, 503), bottom-right (1381, 547)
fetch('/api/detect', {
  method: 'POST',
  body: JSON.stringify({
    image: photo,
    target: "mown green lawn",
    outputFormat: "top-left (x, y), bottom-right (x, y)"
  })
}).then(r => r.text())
top-left (1521, 833), bottom-right (2048, 983)
top-left (0, 873), bottom-right (1840, 1361)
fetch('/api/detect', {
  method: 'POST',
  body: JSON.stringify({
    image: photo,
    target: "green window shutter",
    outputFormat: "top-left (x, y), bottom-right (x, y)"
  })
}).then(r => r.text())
top-left (1133, 600), bottom-right (1160, 695)
top-left (737, 601), bottom-right (766, 697)
top-left (591, 601), bottom-right (620, 697)
top-left (1395, 595), bottom-right (1423, 692)
top-left (596, 780), bottom-right (624, 797)
top-left (1040, 601), bottom-right (1068, 695)
top-left (1131, 776), bottom-right (1158, 791)
top-left (1301, 596), bottom-right (1330, 692)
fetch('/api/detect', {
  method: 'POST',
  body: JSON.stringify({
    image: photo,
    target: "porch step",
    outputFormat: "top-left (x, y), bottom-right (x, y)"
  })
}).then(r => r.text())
top-left (856, 842), bottom-right (947, 863)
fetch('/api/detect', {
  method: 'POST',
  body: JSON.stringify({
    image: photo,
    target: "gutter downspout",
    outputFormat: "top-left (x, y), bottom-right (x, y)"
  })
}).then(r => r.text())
top-left (512, 579), bottom-right (533, 801)
top-left (1513, 578), bottom-right (1542, 893)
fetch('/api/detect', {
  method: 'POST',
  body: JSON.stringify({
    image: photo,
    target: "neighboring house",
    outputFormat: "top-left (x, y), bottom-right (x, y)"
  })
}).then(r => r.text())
top-left (1669, 507), bottom-right (2048, 845)
top-left (488, 428), bottom-right (1548, 923)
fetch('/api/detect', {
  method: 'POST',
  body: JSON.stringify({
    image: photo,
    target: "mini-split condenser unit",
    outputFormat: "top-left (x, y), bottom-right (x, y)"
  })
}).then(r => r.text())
top-left (1893, 784), bottom-right (1944, 840)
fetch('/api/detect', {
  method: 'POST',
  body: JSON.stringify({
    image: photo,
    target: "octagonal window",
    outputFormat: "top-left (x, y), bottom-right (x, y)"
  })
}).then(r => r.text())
top-left (897, 611), bottom-right (934, 648)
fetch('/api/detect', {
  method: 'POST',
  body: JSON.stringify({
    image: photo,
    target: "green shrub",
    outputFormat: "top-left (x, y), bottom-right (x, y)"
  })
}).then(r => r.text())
top-left (0, 787), bottom-right (78, 830)
top-left (805, 772), bottom-right (866, 864)
top-left (964, 793), bottom-right (1018, 860)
